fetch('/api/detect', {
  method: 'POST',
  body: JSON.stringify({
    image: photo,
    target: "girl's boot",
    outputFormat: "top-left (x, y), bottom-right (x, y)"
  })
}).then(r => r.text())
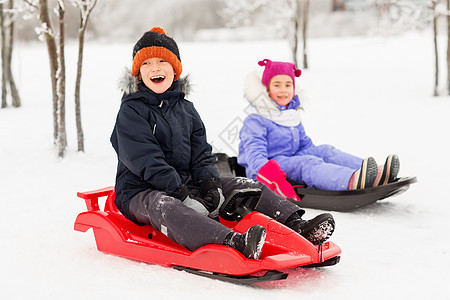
top-left (348, 157), bottom-right (378, 189)
top-left (373, 154), bottom-right (400, 186)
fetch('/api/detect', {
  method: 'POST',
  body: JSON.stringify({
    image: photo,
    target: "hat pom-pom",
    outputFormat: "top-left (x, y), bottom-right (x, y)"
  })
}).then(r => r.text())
top-left (258, 59), bottom-right (270, 67)
top-left (294, 68), bottom-right (302, 77)
top-left (150, 27), bottom-right (166, 35)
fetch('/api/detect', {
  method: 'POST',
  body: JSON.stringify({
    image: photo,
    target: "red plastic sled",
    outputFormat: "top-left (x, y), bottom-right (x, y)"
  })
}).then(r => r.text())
top-left (74, 187), bottom-right (341, 283)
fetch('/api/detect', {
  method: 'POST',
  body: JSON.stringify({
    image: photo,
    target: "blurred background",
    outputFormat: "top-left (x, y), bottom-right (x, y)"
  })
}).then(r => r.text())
top-left (12, 0), bottom-right (438, 43)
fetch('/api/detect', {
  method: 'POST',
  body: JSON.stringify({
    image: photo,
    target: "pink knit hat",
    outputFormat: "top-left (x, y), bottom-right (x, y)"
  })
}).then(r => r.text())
top-left (258, 59), bottom-right (302, 89)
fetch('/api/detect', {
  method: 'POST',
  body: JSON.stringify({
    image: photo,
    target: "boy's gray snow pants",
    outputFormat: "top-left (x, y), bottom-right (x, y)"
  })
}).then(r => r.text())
top-left (128, 176), bottom-right (303, 251)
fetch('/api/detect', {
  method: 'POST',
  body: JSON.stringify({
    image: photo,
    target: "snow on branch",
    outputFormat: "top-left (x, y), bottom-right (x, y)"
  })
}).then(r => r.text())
top-left (69, 0), bottom-right (97, 28)
top-left (57, 0), bottom-right (65, 11)
top-left (35, 22), bottom-right (54, 41)
top-left (1, 4), bottom-right (21, 27)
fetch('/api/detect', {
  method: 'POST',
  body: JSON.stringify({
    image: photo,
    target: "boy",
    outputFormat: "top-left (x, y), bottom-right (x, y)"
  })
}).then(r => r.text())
top-left (111, 28), bottom-right (335, 259)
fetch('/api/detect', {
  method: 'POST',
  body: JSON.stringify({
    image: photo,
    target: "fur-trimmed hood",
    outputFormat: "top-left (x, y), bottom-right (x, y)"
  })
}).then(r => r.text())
top-left (118, 67), bottom-right (192, 96)
top-left (244, 71), bottom-right (302, 127)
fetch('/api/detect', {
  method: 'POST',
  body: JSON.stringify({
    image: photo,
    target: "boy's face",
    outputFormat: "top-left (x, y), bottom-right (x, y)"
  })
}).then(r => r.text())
top-left (139, 57), bottom-right (175, 94)
top-left (268, 75), bottom-right (294, 106)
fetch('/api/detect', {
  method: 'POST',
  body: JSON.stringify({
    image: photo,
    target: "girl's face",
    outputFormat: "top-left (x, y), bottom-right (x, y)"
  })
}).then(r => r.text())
top-left (139, 57), bottom-right (175, 94)
top-left (268, 75), bottom-right (294, 106)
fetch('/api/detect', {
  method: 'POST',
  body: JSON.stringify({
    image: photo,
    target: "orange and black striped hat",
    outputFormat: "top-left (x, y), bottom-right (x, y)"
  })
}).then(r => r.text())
top-left (132, 27), bottom-right (182, 81)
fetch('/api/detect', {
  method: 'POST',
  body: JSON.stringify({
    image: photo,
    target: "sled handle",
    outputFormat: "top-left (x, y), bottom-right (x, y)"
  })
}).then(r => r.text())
top-left (77, 186), bottom-right (114, 211)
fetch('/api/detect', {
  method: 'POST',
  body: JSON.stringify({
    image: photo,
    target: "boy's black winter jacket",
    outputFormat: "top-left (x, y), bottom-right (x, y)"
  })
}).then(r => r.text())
top-left (110, 80), bottom-right (219, 220)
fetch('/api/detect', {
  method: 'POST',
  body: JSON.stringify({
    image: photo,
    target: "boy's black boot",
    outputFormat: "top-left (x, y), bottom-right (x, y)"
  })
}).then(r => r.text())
top-left (285, 212), bottom-right (335, 245)
top-left (223, 225), bottom-right (266, 259)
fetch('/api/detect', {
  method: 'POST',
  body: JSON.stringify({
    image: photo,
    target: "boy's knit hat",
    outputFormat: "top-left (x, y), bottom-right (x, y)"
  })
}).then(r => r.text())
top-left (132, 27), bottom-right (182, 81)
top-left (258, 59), bottom-right (301, 89)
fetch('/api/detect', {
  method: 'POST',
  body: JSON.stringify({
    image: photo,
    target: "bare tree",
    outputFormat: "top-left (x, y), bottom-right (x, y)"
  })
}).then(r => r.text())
top-left (300, 0), bottom-right (310, 69)
top-left (447, 0), bottom-right (450, 95)
top-left (71, 0), bottom-right (97, 152)
top-left (23, 0), bottom-right (97, 156)
top-left (29, 0), bottom-right (59, 142)
top-left (432, 0), bottom-right (439, 96)
top-left (292, 0), bottom-right (300, 67)
top-left (1, 2), bottom-right (6, 108)
top-left (6, 0), bottom-right (20, 107)
top-left (1, 0), bottom-right (21, 108)
top-left (56, 0), bottom-right (66, 157)
top-left (423, 0), bottom-right (450, 96)
top-left (25, 0), bottom-right (67, 156)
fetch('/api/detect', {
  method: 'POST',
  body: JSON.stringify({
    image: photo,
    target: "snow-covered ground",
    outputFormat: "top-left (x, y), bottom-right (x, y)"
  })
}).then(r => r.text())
top-left (1, 31), bottom-right (449, 299)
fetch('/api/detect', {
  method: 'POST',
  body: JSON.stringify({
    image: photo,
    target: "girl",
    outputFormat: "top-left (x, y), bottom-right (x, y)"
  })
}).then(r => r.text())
top-left (238, 59), bottom-right (400, 199)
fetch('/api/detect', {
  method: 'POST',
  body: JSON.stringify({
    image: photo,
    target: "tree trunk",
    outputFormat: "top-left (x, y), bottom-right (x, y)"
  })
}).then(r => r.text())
top-left (7, 0), bottom-right (20, 107)
top-left (39, 0), bottom-right (59, 142)
top-left (74, 9), bottom-right (88, 153)
top-left (447, 0), bottom-right (450, 95)
top-left (74, 0), bottom-right (97, 152)
top-left (1, 3), bottom-right (7, 108)
top-left (75, 25), bottom-right (85, 152)
top-left (434, 1), bottom-right (439, 96)
top-left (56, 1), bottom-right (66, 157)
top-left (292, 0), bottom-right (300, 67)
top-left (301, 0), bottom-right (310, 69)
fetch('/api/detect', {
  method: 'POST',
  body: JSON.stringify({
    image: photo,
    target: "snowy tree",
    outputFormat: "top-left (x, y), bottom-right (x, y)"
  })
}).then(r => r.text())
top-left (24, 0), bottom-right (67, 157)
top-left (430, 0), bottom-right (439, 96)
top-left (220, 0), bottom-right (310, 68)
top-left (422, 0), bottom-right (450, 96)
top-left (300, 0), bottom-right (310, 69)
top-left (0, 0), bottom-right (21, 108)
top-left (70, 0), bottom-right (97, 152)
top-left (22, 0), bottom-right (97, 156)
top-left (1, 1), bottom-right (6, 108)
top-left (446, 0), bottom-right (450, 95)
top-left (55, 0), bottom-right (66, 157)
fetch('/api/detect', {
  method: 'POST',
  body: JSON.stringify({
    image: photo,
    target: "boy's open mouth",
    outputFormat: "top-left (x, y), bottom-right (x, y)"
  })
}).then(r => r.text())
top-left (151, 75), bottom-right (165, 84)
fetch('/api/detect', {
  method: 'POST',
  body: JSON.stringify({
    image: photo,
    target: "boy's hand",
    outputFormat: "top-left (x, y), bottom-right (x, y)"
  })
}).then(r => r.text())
top-left (200, 177), bottom-right (225, 218)
top-left (200, 177), bottom-right (223, 211)
top-left (172, 184), bottom-right (220, 216)
top-left (172, 184), bottom-right (191, 201)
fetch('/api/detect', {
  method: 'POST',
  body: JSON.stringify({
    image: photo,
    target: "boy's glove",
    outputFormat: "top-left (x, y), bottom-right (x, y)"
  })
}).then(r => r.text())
top-left (200, 177), bottom-right (225, 218)
top-left (172, 185), bottom-right (210, 216)
top-left (256, 160), bottom-right (300, 201)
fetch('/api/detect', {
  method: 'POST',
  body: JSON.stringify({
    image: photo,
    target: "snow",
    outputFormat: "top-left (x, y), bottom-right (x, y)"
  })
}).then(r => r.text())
top-left (1, 31), bottom-right (449, 299)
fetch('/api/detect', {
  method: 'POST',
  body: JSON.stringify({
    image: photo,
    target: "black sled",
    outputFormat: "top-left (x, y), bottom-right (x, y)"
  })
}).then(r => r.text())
top-left (214, 153), bottom-right (417, 212)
